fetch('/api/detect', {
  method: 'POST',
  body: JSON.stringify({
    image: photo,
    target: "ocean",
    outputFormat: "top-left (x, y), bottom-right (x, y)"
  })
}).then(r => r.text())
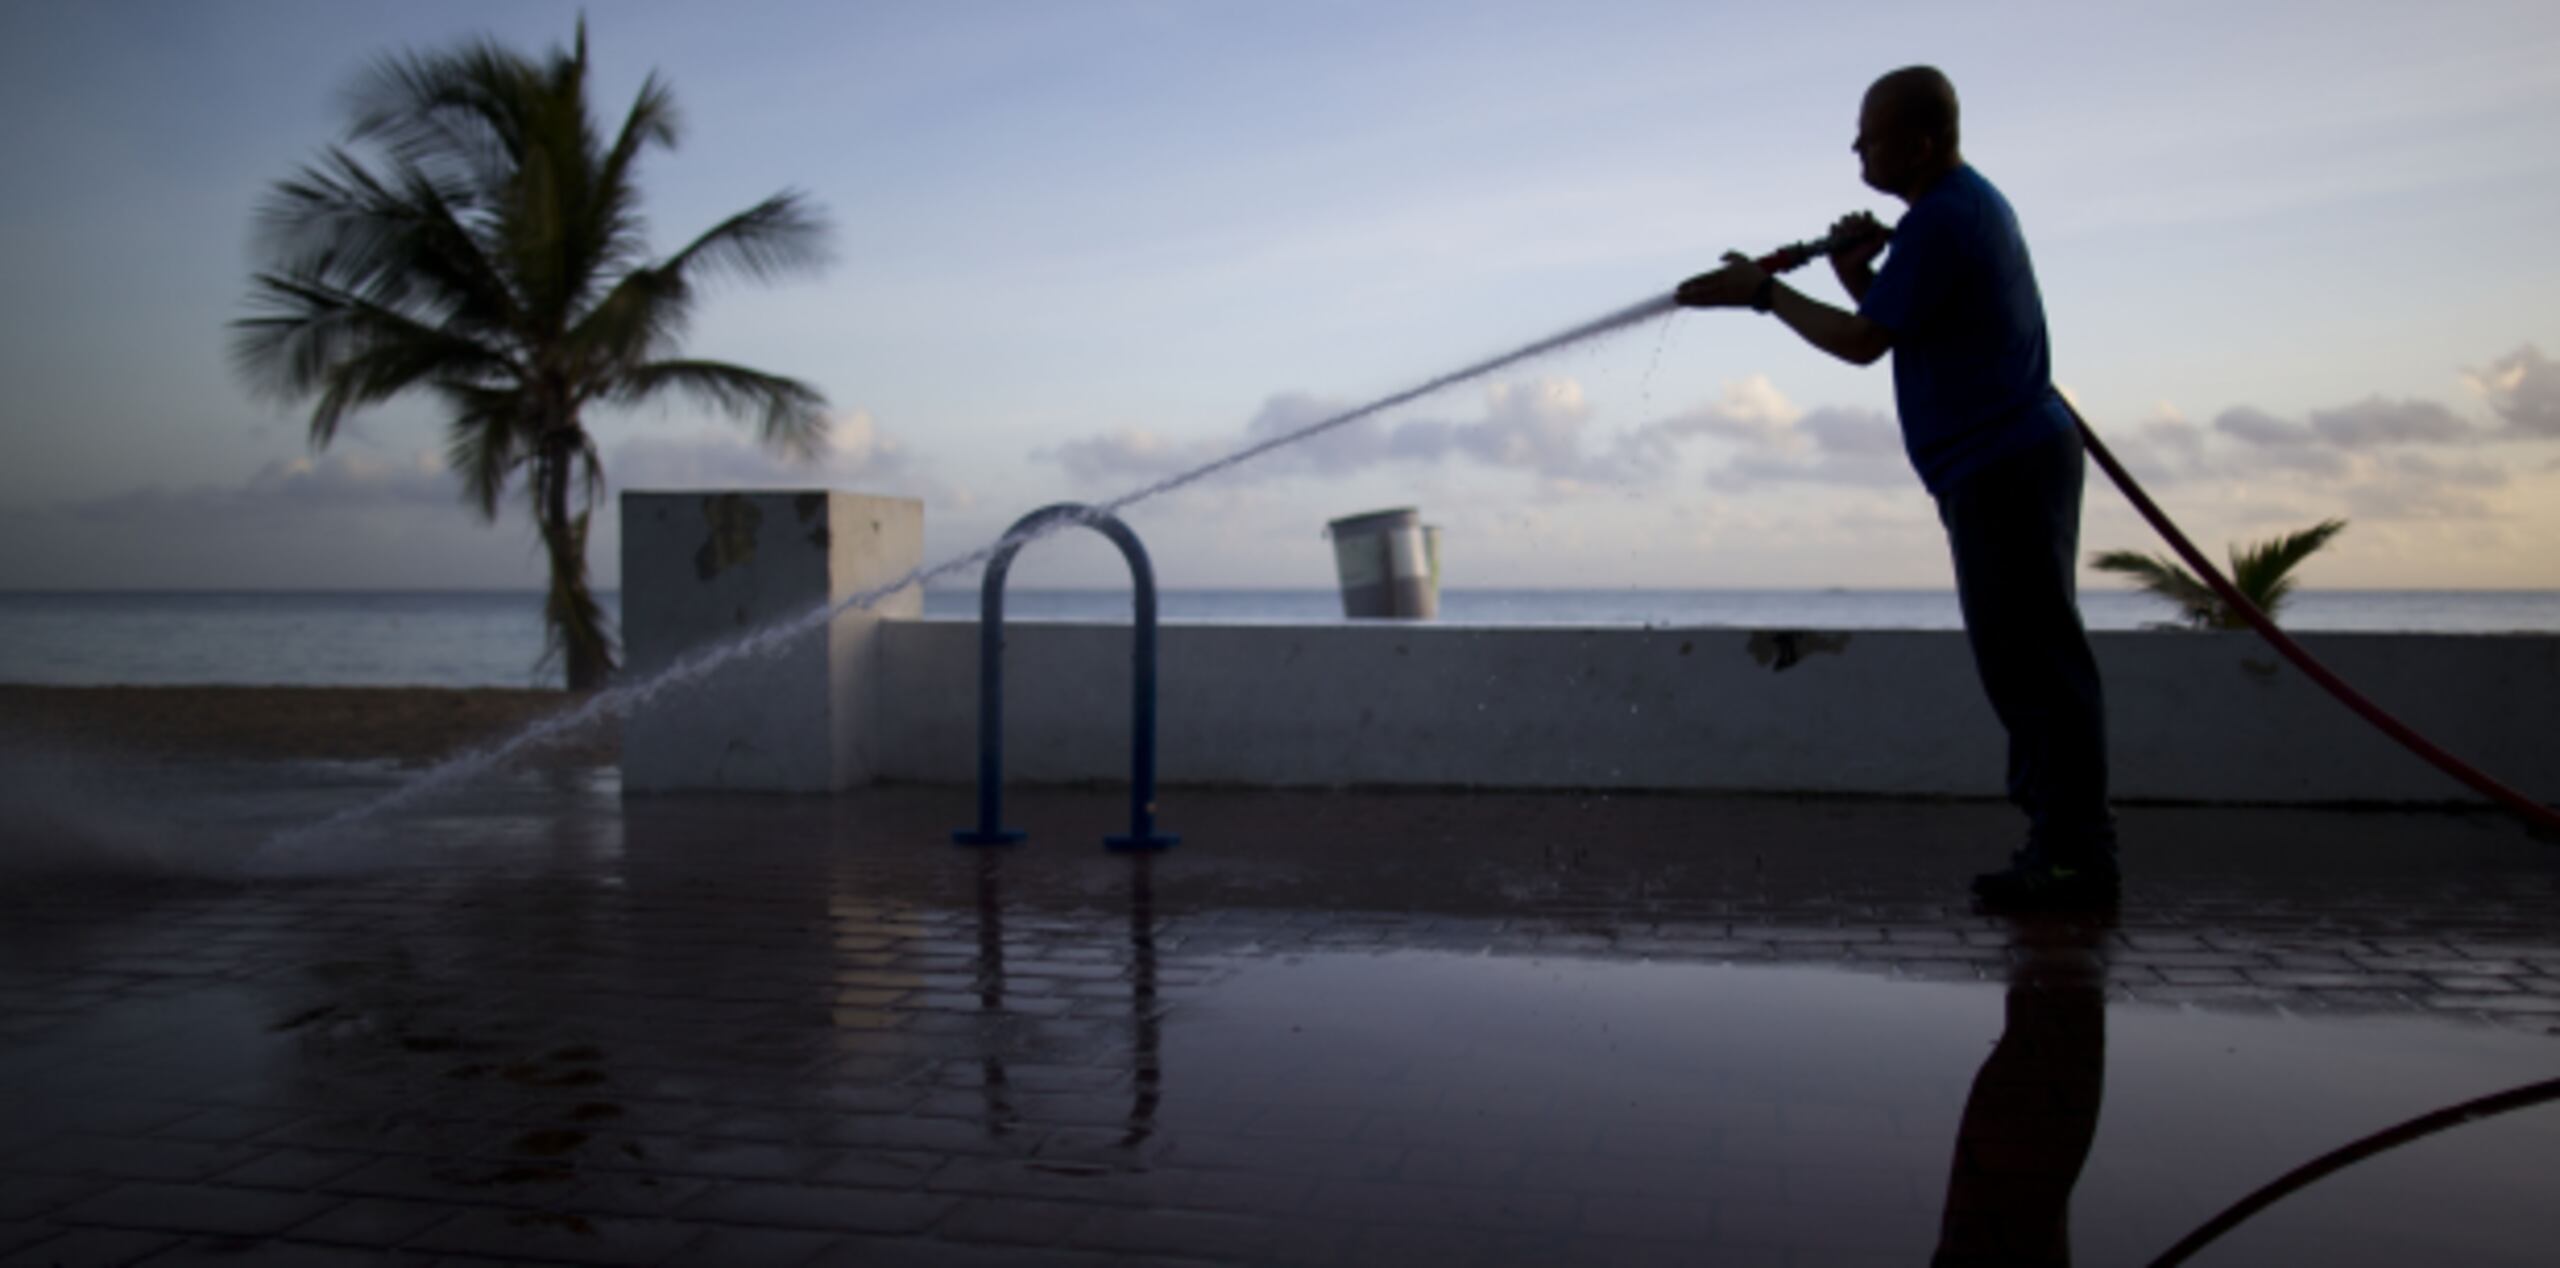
top-left (3, 588), bottom-right (2557, 690)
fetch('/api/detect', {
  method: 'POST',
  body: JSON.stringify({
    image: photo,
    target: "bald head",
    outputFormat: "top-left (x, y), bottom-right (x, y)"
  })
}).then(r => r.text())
top-left (1854, 66), bottom-right (1963, 200)
top-left (1868, 66), bottom-right (1960, 152)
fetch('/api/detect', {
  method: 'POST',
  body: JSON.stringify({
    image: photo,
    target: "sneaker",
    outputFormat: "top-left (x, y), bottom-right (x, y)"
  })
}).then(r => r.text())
top-left (1971, 848), bottom-right (2120, 912)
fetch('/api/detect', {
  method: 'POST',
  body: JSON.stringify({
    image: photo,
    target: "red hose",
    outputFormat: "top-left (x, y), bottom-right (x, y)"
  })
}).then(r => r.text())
top-left (2068, 403), bottom-right (2560, 836)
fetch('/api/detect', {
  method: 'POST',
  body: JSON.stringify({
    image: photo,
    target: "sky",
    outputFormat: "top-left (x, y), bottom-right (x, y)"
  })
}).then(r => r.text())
top-left (1, 0), bottom-right (2556, 593)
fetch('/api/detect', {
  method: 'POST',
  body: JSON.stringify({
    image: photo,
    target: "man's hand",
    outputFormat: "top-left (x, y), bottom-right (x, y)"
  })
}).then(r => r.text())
top-left (1675, 252), bottom-right (1770, 309)
top-left (1830, 211), bottom-right (1887, 298)
top-left (1831, 212), bottom-right (1887, 267)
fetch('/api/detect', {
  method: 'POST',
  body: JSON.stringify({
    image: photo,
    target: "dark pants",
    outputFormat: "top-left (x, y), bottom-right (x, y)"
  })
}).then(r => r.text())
top-left (1936, 428), bottom-right (2115, 859)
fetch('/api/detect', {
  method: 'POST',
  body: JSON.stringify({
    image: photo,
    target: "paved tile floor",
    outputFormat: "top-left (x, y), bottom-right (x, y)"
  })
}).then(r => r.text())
top-left (4, 772), bottom-right (2558, 1266)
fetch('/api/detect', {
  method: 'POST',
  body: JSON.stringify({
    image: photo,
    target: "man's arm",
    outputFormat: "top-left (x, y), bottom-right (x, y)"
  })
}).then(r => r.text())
top-left (1675, 255), bottom-right (1894, 367)
top-left (1770, 282), bottom-right (1892, 366)
top-left (1835, 260), bottom-right (1877, 305)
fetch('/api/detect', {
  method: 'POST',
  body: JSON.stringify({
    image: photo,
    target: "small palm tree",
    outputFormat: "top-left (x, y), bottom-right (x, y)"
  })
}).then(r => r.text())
top-left (2092, 519), bottom-right (2347, 630)
top-left (235, 21), bottom-right (829, 688)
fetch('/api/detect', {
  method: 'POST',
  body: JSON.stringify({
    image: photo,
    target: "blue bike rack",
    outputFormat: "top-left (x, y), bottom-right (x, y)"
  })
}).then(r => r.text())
top-left (954, 504), bottom-right (1178, 851)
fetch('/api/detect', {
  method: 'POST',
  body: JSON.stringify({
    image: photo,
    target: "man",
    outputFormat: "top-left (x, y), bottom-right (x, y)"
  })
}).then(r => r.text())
top-left (1676, 66), bottom-right (2117, 909)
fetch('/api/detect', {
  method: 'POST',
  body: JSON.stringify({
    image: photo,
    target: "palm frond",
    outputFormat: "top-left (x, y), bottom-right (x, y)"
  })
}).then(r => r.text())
top-left (618, 359), bottom-right (829, 457)
top-left (438, 385), bottom-right (532, 520)
top-left (2228, 519), bottom-right (2347, 620)
top-left (251, 150), bottom-right (522, 343)
top-left (2090, 548), bottom-right (2221, 628)
top-left (565, 261), bottom-right (698, 380)
top-left (590, 71), bottom-right (677, 281)
top-left (344, 40), bottom-right (530, 193)
top-left (659, 192), bottom-right (830, 288)
top-left (2093, 519), bottom-right (2347, 631)
top-left (235, 272), bottom-right (516, 443)
top-left (253, 147), bottom-right (431, 299)
top-left (600, 70), bottom-right (679, 185)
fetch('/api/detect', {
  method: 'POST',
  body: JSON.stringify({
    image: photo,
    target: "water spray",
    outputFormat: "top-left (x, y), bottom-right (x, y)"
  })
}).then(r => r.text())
top-left (256, 286), bottom-right (1689, 859)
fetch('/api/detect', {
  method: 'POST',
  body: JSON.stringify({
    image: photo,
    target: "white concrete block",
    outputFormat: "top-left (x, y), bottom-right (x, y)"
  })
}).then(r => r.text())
top-left (619, 490), bottom-right (922, 793)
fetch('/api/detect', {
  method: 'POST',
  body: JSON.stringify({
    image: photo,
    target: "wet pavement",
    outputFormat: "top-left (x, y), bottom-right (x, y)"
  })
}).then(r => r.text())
top-left (3, 770), bottom-right (2558, 1266)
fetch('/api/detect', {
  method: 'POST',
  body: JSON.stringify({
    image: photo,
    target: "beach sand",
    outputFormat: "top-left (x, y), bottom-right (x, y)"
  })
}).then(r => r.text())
top-left (0, 685), bottom-right (617, 767)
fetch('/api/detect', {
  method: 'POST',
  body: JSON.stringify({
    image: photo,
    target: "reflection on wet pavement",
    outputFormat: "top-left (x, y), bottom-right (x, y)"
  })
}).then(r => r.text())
top-left (1935, 916), bottom-right (2107, 1266)
top-left (0, 782), bottom-right (2555, 1265)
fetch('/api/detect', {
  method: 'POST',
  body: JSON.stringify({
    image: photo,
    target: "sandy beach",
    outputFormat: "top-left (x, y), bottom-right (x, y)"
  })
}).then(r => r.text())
top-left (0, 685), bottom-right (617, 767)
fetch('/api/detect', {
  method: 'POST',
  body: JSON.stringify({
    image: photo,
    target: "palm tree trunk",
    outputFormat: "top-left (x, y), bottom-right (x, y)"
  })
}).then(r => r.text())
top-left (537, 432), bottom-right (613, 691)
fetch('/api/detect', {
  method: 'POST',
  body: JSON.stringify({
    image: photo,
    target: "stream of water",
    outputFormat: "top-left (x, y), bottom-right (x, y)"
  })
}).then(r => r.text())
top-left (252, 293), bottom-right (1683, 865)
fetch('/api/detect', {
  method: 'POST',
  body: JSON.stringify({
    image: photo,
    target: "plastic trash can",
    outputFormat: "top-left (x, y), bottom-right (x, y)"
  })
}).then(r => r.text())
top-left (1326, 507), bottom-right (1439, 619)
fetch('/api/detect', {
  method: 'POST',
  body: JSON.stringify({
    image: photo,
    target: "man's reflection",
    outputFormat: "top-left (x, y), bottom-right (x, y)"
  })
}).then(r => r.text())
top-left (1933, 914), bottom-right (2111, 1267)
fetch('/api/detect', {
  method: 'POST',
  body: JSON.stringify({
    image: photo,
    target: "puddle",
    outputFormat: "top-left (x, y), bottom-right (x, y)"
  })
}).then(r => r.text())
top-left (1151, 951), bottom-right (2560, 1266)
top-left (8, 782), bottom-right (2554, 1265)
top-left (0, 746), bottom-right (622, 883)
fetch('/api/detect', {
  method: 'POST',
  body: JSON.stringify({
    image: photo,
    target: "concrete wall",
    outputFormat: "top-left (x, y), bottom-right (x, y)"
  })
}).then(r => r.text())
top-left (620, 491), bottom-right (921, 793)
top-left (876, 620), bottom-right (2559, 804)
top-left (614, 487), bottom-right (2552, 804)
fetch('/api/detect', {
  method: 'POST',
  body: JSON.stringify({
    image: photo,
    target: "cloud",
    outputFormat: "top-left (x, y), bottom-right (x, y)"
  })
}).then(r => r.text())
top-left (1040, 372), bottom-right (1932, 496)
top-left (62, 451), bottom-right (461, 522)
top-left (3, 408), bottom-right (950, 590)
top-left (13, 450), bottom-right (541, 590)
top-left (2465, 344), bottom-right (2560, 436)
top-left (1039, 393), bottom-right (1399, 487)
top-left (2107, 377), bottom-right (2548, 529)
top-left (1795, 407), bottom-right (1903, 456)
top-left (2247, 444), bottom-right (2352, 479)
top-left (1241, 392), bottom-right (1477, 475)
top-left (51, 407), bottom-right (925, 531)
top-left (2384, 452), bottom-right (2507, 489)
top-left (2343, 478), bottom-right (2498, 521)
top-left (2213, 406), bottom-right (2317, 447)
top-left (2205, 402), bottom-right (2403, 476)
top-left (1699, 404), bottom-right (1904, 489)
top-left (1615, 378), bottom-right (1906, 490)
top-left (1042, 427), bottom-right (1204, 485)
top-left (1612, 374), bottom-right (1804, 468)
top-left (1578, 378), bottom-right (1903, 491)
top-left (1708, 407), bottom-right (1909, 490)
top-left (2214, 397), bottom-right (2474, 450)
top-left (2307, 395), bottom-right (2472, 445)
top-left (2193, 353), bottom-right (2560, 490)
top-left (607, 409), bottom-right (912, 491)
top-left (2095, 403), bottom-right (2211, 485)
top-left (1439, 379), bottom-right (1607, 478)
top-left (1043, 375), bottom-right (1622, 487)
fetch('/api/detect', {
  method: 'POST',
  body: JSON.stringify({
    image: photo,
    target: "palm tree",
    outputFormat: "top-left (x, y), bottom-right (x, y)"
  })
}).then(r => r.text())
top-left (2091, 518), bottom-right (2347, 630)
top-left (235, 21), bottom-right (829, 688)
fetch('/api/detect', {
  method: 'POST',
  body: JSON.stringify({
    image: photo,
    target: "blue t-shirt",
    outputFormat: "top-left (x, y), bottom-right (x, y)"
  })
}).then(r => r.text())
top-left (1857, 164), bottom-right (2071, 495)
